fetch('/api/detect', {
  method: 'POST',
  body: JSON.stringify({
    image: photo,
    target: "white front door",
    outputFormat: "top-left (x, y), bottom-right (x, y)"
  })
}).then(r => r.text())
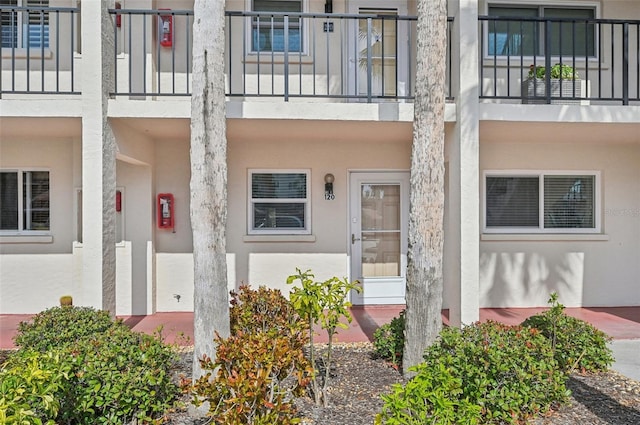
top-left (347, 1), bottom-right (409, 99)
top-left (349, 171), bottom-right (409, 305)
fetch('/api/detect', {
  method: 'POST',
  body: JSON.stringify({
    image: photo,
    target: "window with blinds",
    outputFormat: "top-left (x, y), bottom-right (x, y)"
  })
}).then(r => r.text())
top-left (485, 172), bottom-right (597, 232)
top-left (252, 0), bottom-right (303, 52)
top-left (249, 170), bottom-right (310, 234)
top-left (487, 5), bottom-right (596, 57)
top-left (0, 170), bottom-right (50, 231)
top-left (0, 0), bottom-right (49, 49)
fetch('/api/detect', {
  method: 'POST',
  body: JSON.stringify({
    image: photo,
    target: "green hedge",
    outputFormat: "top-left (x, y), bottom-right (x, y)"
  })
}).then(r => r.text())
top-left (377, 321), bottom-right (569, 424)
top-left (2, 306), bottom-right (179, 424)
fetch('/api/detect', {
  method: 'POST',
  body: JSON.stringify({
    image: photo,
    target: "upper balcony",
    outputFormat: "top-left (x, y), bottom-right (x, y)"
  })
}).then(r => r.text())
top-left (1, 5), bottom-right (639, 109)
top-left (107, 9), bottom-right (453, 103)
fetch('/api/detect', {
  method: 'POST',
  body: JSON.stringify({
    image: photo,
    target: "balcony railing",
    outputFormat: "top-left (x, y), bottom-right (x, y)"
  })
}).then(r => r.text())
top-left (9, 7), bottom-right (640, 107)
top-left (0, 5), bottom-right (79, 95)
top-left (479, 15), bottom-right (640, 105)
top-left (110, 9), bottom-right (452, 102)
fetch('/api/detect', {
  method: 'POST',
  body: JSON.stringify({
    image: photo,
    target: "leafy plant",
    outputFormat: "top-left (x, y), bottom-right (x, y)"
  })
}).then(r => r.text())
top-left (377, 321), bottom-right (569, 424)
top-left (191, 331), bottom-right (310, 425)
top-left (522, 292), bottom-right (614, 372)
top-left (528, 63), bottom-right (579, 79)
top-left (11, 306), bottom-right (179, 423)
top-left (14, 306), bottom-right (116, 352)
top-left (0, 351), bottom-right (70, 425)
top-left (230, 285), bottom-right (308, 338)
top-left (373, 310), bottom-right (405, 368)
top-left (376, 362), bottom-right (482, 425)
top-left (287, 268), bottom-right (361, 407)
top-left (189, 286), bottom-right (312, 424)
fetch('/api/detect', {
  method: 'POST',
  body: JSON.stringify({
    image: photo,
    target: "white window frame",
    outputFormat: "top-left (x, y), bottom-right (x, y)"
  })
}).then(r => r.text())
top-left (247, 168), bottom-right (311, 235)
top-left (483, 170), bottom-right (601, 234)
top-left (0, 168), bottom-right (51, 235)
top-left (0, 0), bottom-right (50, 50)
top-left (245, 0), bottom-right (308, 55)
top-left (483, 1), bottom-right (600, 61)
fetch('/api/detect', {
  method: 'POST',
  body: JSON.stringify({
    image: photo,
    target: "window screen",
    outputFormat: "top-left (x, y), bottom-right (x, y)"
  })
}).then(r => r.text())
top-left (485, 173), bottom-right (597, 232)
top-left (487, 5), bottom-right (595, 57)
top-left (252, 0), bottom-right (302, 52)
top-left (544, 175), bottom-right (594, 228)
top-left (0, 171), bottom-right (19, 230)
top-left (486, 176), bottom-right (539, 227)
top-left (0, 170), bottom-right (49, 231)
top-left (250, 171), bottom-right (309, 233)
top-left (0, 0), bottom-right (49, 48)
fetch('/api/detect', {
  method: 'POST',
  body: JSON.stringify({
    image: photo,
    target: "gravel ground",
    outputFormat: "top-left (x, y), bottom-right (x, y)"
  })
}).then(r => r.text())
top-left (3, 344), bottom-right (640, 424)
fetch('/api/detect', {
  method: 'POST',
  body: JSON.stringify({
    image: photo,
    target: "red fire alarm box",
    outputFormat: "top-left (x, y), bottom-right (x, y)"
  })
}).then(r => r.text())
top-left (157, 193), bottom-right (174, 229)
top-left (159, 9), bottom-right (173, 47)
top-left (115, 2), bottom-right (122, 28)
top-left (115, 190), bottom-right (122, 212)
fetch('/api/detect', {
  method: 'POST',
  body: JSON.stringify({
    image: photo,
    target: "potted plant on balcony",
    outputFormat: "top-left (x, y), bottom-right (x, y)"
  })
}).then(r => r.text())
top-left (522, 63), bottom-right (586, 105)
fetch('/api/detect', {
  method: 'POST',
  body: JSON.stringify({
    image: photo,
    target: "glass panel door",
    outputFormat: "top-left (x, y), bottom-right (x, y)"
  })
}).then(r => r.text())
top-left (360, 183), bottom-right (401, 277)
top-left (357, 9), bottom-right (398, 97)
top-left (350, 171), bottom-right (408, 305)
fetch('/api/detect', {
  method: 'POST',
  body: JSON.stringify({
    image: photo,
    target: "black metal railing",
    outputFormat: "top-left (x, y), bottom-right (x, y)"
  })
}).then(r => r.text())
top-left (110, 8), bottom-right (193, 96)
top-left (0, 5), bottom-right (79, 95)
top-left (479, 15), bottom-right (640, 105)
top-left (109, 9), bottom-right (453, 101)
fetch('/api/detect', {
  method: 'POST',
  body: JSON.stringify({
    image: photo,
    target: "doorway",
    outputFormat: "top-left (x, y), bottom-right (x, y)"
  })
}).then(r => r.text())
top-left (349, 171), bottom-right (409, 304)
top-left (347, 1), bottom-right (409, 99)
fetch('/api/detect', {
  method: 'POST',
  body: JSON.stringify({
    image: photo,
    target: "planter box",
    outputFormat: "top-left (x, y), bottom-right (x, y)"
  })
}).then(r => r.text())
top-left (521, 78), bottom-right (589, 105)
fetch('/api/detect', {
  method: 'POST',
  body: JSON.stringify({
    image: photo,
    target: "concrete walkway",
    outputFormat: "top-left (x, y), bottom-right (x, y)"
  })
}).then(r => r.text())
top-left (2, 306), bottom-right (639, 381)
top-left (609, 340), bottom-right (640, 381)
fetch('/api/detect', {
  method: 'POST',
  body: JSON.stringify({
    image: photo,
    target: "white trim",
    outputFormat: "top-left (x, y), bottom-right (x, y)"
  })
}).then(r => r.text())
top-left (481, 233), bottom-right (609, 241)
top-left (482, 169), bottom-right (601, 234)
top-left (247, 168), bottom-right (311, 235)
top-left (0, 234), bottom-right (53, 243)
top-left (243, 234), bottom-right (316, 242)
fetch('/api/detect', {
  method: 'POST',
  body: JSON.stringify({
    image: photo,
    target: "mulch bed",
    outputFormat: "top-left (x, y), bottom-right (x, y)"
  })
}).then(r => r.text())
top-left (3, 344), bottom-right (640, 424)
top-left (164, 343), bottom-right (640, 425)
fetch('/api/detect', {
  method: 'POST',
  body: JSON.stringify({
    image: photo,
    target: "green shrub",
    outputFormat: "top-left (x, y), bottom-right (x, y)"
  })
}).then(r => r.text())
top-left (57, 326), bottom-right (179, 424)
top-left (192, 331), bottom-right (311, 425)
top-left (14, 306), bottom-right (116, 351)
top-left (373, 310), bottom-right (405, 368)
top-left (521, 293), bottom-right (614, 372)
top-left (191, 286), bottom-right (312, 424)
top-left (10, 306), bottom-right (179, 424)
top-left (230, 285), bottom-right (308, 338)
top-left (377, 321), bottom-right (569, 424)
top-left (0, 350), bottom-right (70, 425)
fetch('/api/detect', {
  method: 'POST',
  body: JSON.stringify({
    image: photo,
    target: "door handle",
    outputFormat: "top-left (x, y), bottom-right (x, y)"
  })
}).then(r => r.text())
top-left (352, 234), bottom-right (361, 244)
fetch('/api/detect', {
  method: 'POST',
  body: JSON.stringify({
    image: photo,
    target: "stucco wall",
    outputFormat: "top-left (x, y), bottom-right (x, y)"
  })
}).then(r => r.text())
top-left (0, 254), bottom-right (73, 314)
top-left (480, 138), bottom-right (640, 307)
top-left (155, 252), bottom-right (236, 312)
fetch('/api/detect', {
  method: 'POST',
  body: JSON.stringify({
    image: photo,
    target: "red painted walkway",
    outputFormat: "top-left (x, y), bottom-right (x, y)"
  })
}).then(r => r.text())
top-left (2, 306), bottom-right (639, 349)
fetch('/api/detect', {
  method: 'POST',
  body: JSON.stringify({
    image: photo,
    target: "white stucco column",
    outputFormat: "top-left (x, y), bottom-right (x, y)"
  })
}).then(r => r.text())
top-left (447, 0), bottom-right (480, 326)
top-left (81, 1), bottom-right (117, 313)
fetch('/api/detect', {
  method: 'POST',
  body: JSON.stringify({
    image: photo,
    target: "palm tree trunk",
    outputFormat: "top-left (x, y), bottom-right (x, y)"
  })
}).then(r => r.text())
top-left (190, 0), bottom-right (231, 382)
top-left (402, 0), bottom-right (447, 377)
